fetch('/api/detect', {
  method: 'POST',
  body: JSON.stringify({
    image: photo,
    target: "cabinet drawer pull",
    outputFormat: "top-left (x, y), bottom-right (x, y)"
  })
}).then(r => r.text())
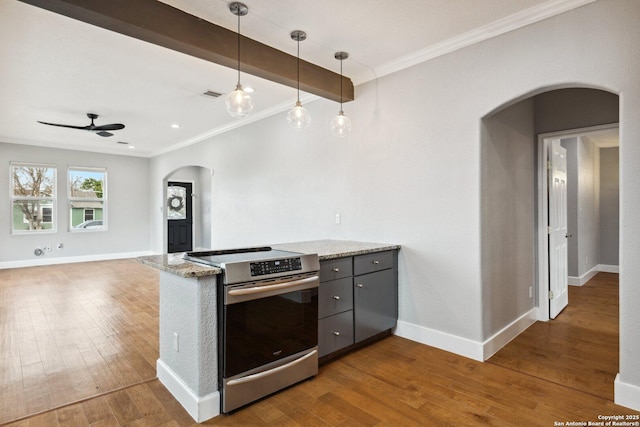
top-left (332, 295), bottom-right (341, 300)
top-left (332, 267), bottom-right (340, 272)
top-left (372, 260), bottom-right (380, 265)
top-left (356, 283), bottom-right (364, 288)
top-left (332, 331), bottom-right (340, 336)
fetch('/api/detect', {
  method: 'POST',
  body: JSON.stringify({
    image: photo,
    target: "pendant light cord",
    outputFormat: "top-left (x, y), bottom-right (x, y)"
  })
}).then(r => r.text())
top-left (339, 58), bottom-right (343, 110)
top-left (296, 38), bottom-right (300, 102)
top-left (236, 10), bottom-right (241, 85)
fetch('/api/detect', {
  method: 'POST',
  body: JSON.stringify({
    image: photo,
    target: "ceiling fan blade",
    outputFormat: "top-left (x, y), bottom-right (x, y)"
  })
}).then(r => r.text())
top-left (37, 121), bottom-right (88, 130)
top-left (95, 131), bottom-right (114, 137)
top-left (93, 123), bottom-right (125, 131)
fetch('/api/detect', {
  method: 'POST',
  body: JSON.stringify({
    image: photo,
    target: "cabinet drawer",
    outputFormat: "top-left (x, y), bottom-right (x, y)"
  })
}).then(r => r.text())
top-left (318, 311), bottom-right (354, 357)
top-left (354, 251), bottom-right (394, 276)
top-left (320, 257), bottom-right (352, 282)
top-left (319, 277), bottom-right (353, 318)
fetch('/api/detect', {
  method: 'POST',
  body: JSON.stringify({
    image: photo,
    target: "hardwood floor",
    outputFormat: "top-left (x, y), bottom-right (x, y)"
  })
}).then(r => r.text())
top-left (1, 264), bottom-right (637, 426)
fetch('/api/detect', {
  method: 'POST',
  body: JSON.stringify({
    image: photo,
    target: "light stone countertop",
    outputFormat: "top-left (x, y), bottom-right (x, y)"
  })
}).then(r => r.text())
top-left (273, 239), bottom-right (400, 260)
top-left (137, 239), bottom-right (400, 278)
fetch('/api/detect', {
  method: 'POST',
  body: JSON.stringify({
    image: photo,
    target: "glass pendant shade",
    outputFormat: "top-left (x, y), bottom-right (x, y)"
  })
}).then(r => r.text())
top-left (331, 110), bottom-right (352, 136)
top-left (287, 101), bottom-right (311, 129)
top-left (225, 83), bottom-right (253, 118)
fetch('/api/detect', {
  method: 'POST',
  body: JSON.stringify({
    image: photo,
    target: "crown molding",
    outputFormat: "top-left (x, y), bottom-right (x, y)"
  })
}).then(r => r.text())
top-left (352, 0), bottom-right (598, 85)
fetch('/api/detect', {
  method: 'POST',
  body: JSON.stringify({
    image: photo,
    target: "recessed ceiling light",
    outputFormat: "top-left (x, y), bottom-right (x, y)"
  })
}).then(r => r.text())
top-left (171, 123), bottom-right (180, 129)
top-left (128, 145), bottom-right (136, 149)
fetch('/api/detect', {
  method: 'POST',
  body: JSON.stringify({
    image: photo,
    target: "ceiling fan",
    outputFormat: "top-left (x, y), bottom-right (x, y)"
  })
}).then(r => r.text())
top-left (37, 113), bottom-right (125, 137)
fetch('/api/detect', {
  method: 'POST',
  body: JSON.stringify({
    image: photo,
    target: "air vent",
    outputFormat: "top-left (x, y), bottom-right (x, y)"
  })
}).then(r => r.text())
top-left (202, 90), bottom-right (223, 98)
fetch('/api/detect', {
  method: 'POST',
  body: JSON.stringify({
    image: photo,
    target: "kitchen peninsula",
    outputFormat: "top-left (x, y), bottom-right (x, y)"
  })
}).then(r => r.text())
top-left (138, 239), bottom-right (400, 422)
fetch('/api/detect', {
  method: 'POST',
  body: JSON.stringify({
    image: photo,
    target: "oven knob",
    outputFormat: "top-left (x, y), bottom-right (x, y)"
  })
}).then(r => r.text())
top-left (332, 295), bottom-right (340, 300)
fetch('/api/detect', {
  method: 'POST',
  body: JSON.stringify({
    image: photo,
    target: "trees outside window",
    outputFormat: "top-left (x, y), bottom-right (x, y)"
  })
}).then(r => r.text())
top-left (11, 163), bottom-right (56, 233)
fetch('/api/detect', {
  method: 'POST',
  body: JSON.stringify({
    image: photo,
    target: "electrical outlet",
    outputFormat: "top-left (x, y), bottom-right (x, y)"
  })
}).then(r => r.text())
top-left (335, 213), bottom-right (341, 224)
top-left (173, 332), bottom-right (179, 352)
top-left (529, 286), bottom-right (532, 298)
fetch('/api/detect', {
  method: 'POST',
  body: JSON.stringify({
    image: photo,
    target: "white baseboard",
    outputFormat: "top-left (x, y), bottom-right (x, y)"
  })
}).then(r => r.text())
top-left (598, 264), bottom-right (619, 273)
top-left (394, 320), bottom-right (484, 361)
top-left (157, 359), bottom-right (220, 422)
top-left (615, 374), bottom-right (640, 412)
top-left (0, 251), bottom-right (155, 270)
top-left (395, 309), bottom-right (537, 362)
top-left (482, 309), bottom-right (537, 360)
top-left (568, 264), bottom-right (619, 286)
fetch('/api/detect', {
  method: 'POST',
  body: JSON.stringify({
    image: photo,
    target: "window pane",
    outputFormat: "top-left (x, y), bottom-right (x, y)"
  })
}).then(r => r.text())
top-left (70, 201), bottom-right (104, 229)
top-left (12, 165), bottom-right (55, 197)
top-left (69, 169), bottom-right (105, 199)
top-left (167, 186), bottom-right (186, 220)
top-left (13, 200), bottom-right (54, 231)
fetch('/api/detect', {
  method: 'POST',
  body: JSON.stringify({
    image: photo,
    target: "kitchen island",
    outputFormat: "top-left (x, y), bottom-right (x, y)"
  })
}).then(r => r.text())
top-left (138, 239), bottom-right (400, 422)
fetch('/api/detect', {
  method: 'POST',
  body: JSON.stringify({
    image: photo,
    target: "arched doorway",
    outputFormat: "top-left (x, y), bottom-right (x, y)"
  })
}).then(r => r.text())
top-left (164, 165), bottom-right (213, 253)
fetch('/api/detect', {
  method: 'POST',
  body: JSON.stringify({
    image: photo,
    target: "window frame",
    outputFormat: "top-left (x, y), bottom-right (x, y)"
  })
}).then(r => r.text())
top-left (68, 166), bottom-right (107, 232)
top-left (10, 162), bottom-right (57, 234)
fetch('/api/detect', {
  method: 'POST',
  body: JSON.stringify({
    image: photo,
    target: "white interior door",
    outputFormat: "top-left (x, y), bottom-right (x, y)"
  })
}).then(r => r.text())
top-left (549, 139), bottom-right (569, 318)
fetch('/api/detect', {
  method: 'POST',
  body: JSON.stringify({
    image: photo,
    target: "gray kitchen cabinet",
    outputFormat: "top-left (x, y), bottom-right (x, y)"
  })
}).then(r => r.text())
top-left (318, 250), bottom-right (398, 360)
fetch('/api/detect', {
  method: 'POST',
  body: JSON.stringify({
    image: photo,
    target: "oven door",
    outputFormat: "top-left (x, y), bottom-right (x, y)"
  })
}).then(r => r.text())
top-left (222, 273), bottom-right (319, 378)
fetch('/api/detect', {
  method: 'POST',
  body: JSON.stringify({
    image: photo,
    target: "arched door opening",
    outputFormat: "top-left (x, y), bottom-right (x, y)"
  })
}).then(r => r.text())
top-left (163, 166), bottom-right (213, 253)
top-left (481, 86), bottom-right (619, 401)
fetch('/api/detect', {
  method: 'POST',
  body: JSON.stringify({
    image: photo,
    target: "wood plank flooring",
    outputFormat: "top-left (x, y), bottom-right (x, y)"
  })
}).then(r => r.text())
top-left (1, 263), bottom-right (637, 426)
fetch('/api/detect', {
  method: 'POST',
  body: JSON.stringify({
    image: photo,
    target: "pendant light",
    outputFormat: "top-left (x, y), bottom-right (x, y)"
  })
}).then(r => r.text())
top-left (225, 2), bottom-right (253, 118)
top-left (287, 30), bottom-right (311, 129)
top-left (330, 51), bottom-right (352, 136)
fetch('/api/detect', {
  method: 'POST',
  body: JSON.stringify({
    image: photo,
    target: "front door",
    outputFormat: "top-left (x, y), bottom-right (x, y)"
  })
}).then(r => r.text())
top-left (167, 181), bottom-right (193, 253)
top-left (548, 139), bottom-right (569, 318)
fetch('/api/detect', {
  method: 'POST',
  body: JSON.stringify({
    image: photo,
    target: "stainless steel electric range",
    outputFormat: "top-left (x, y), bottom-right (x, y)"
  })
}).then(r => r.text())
top-left (184, 247), bottom-right (320, 413)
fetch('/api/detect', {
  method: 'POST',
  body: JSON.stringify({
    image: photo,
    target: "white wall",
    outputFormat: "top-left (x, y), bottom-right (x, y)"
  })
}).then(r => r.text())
top-left (147, 0), bottom-right (640, 404)
top-left (0, 142), bottom-right (151, 266)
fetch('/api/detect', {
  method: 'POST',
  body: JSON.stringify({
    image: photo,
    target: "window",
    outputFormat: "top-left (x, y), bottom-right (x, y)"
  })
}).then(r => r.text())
top-left (69, 167), bottom-right (106, 231)
top-left (11, 163), bottom-right (56, 233)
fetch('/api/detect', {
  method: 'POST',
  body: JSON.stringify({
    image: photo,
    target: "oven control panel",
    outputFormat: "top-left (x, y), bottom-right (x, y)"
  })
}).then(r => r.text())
top-left (250, 257), bottom-right (302, 276)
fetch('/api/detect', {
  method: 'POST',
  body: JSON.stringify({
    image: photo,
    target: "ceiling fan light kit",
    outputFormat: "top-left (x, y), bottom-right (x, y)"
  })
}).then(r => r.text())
top-left (225, 2), bottom-right (253, 119)
top-left (330, 51), bottom-right (352, 137)
top-left (37, 113), bottom-right (125, 137)
top-left (287, 30), bottom-right (311, 130)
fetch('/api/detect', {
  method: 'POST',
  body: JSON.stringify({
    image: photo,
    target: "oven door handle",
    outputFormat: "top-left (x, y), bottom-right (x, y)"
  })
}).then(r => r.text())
top-left (226, 350), bottom-right (317, 386)
top-left (228, 275), bottom-right (319, 296)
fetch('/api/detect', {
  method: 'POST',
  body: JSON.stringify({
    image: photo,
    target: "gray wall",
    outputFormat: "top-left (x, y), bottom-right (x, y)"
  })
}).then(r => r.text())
top-left (577, 137), bottom-right (601, 276)
top-left (0, 142), bottom-right (151, 264)
top-left (534, 88), bottom-right (619, 134)
top-left (562, 137), bottom-right (579, 277)
top-left (600, 147), bottom-right (620, 266)
top-left (481, 98), bottom-right (536, 337)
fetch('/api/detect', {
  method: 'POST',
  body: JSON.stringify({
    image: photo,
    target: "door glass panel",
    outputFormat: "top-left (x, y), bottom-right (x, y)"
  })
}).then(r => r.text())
top-left (167, 186), bottom-right (186, 220)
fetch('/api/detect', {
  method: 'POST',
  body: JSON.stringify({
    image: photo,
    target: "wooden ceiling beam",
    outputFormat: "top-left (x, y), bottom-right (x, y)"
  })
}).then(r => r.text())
top-left (18, 0), bottom-right (354, 103)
